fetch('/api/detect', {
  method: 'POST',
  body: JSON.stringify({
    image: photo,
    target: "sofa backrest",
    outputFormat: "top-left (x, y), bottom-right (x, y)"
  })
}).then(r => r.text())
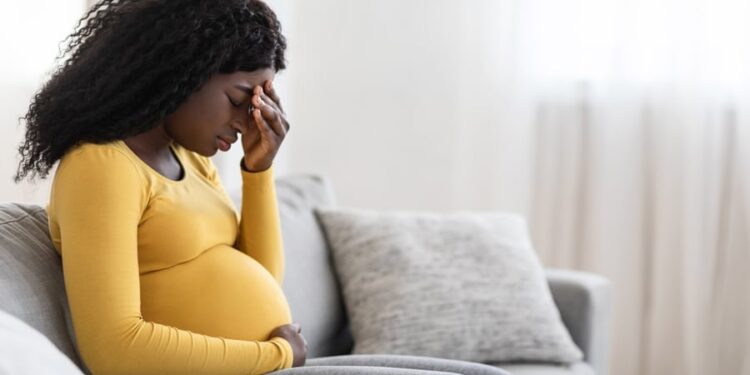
top-left (275, 175), bottom-right (353, 357)
top-left (0, 203), bottom-right (82, 367)
top-left (0, 174), bottom-right (352, 366)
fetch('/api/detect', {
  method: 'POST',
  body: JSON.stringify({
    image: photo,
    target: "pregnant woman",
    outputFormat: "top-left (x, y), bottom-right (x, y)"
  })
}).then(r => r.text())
top-left (14, 0), bottom-right (306, 373)
top-left (15, 1), bottom-right (513, 374)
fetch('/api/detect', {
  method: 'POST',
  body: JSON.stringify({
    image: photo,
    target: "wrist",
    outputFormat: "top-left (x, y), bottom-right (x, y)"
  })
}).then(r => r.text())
top-left (269, 336), bottom-right (295, 369)
top-left (240, 158), bottom-right (271, 173)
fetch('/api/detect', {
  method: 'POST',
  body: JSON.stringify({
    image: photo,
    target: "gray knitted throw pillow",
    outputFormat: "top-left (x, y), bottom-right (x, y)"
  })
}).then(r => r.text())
top-left (315, 208), bottom-right (583, 364)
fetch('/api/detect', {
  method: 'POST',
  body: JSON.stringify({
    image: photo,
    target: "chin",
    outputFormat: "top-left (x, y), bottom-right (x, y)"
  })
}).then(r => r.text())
top-left (203, 147), bottom-right (219, 157)
top-left (177, 137), bottom-right (219, 157)
top-left (183, 144), bottom-right (215, 157)
top-left (199, 141), bottom-right (219, 156)
top-left (209, 143), bottom-right (220, 154)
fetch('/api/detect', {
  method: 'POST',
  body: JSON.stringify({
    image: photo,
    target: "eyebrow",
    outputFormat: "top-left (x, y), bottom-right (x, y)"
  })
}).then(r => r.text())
top-left (233, 84), bottom-right (256, 95)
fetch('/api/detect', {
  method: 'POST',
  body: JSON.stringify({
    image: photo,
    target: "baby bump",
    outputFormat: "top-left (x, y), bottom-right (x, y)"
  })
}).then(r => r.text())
top-left (139, 245), bottom-right (292, 341)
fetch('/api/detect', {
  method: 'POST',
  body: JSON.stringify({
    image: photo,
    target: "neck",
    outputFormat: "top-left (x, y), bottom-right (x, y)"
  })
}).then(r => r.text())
top-left (123, 124), bottom-right (173, 156)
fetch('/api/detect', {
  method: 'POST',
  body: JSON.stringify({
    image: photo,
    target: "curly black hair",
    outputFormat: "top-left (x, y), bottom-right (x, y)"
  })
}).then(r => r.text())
top-left (15, 0), bottom-right (287, 182)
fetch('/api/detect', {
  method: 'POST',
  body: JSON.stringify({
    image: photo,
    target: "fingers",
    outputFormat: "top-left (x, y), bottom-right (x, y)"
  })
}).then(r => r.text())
top-left (251, 87), bottom-right (288, 137)
top-left (250, 108), bottom-right (279, 142)
top-left (294, 323), bottom-right (306, 349)
top-left (255, 84), bottom-right (290, 132)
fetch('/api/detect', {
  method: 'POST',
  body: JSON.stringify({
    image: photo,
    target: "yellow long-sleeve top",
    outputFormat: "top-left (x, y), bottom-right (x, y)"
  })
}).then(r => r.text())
top-left (46, 140), bottom-right (294, 375)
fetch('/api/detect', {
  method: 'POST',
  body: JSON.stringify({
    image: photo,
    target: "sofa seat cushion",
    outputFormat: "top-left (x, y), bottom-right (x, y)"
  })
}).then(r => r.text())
top-left (494, 362), bottom-right (594, 375)
top-left (301, 354), bottom-right (510, 375)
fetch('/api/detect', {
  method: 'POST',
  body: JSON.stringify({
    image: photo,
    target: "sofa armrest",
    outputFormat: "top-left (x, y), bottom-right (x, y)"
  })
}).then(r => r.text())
top-left (545, 269), bottom-right (611, 375)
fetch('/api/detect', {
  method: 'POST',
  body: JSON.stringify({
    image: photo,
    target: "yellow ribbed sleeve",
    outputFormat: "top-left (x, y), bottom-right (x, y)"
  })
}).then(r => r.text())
top-left (48, 143), bottom-right (293, 375)
top-left (235, 163), bottom-right (285, 284)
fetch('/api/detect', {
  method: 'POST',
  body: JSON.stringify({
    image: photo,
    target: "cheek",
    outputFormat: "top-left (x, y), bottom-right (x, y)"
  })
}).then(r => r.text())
top-left (196, 92), bottom-right (236, 129)
top-left (172, 94), bottom-right (231, 132)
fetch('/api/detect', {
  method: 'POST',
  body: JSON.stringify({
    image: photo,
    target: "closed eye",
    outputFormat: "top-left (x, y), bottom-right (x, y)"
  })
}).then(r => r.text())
top-left (226, 94), bottom-right (241, 108)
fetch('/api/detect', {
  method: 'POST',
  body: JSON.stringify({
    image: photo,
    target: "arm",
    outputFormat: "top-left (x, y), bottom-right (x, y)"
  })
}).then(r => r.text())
top-left (229, 79), bottom-right (290, 285)
top-left (54, 147), bottom-right (292, 375)
top-left (545, 268), bottom-right (612, 375)
top-left (235, 163), bottom-right (285, 284)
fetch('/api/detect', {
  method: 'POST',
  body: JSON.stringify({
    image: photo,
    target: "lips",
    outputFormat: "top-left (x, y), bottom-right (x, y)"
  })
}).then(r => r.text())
top-left (217, 135), bottom-right (237, 152)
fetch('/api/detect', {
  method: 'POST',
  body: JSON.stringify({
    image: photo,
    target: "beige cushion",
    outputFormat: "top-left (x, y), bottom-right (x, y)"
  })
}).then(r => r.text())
top-left (315, 208), bottom-right (582, 364)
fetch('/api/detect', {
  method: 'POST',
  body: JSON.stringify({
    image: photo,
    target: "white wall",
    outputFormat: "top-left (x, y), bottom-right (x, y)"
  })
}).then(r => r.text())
top-left (274, 0), bottom-right (533, 213)
top-left (0, 0), bottom-right (85, 204)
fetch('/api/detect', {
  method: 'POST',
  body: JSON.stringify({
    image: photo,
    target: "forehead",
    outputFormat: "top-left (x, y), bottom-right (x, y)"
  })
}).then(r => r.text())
top-left (220, 68), bottom-right (275, 87)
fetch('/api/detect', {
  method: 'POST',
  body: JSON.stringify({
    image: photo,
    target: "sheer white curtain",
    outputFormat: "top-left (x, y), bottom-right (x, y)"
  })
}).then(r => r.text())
top-left (519, 1), bottom-right (750, 374)
top-left (268, 1), bottom-right (750, 374)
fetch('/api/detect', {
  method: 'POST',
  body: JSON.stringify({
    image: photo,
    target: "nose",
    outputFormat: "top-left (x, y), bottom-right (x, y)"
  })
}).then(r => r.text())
top-left (232, 108), bottom-right (253, 133)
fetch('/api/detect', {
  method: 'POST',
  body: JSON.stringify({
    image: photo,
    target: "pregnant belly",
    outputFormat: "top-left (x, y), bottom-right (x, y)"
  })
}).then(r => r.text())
top-left (139, 245), bottom-right (292, 341)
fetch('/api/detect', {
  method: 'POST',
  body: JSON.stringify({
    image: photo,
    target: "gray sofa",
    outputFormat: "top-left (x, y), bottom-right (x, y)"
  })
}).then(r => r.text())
top-left (0, 174), bottom-right (611, 375)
